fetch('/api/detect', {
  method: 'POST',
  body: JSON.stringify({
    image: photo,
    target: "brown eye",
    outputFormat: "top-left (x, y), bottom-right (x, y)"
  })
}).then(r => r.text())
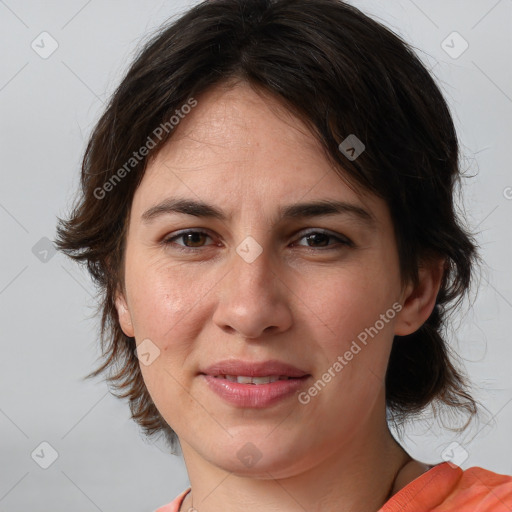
top-left (305, 232), bottom-right (330, 247)
top-left (295, 230), bottom-right (353, 249)
top-left (163, 230), bottom-right (214, 249)
top-left (180, 232), bottom-right (208, 247)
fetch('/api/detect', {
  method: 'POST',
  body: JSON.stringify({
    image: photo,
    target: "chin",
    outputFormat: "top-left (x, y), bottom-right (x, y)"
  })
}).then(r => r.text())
top-left (204, 435), bottom-right (309, 478)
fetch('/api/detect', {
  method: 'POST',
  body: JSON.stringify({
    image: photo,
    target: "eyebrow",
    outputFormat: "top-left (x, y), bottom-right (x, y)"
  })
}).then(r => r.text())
top-left (141, 197), bottom-right (376, 227)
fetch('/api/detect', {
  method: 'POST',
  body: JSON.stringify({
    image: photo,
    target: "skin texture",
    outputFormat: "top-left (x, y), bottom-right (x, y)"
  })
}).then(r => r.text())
top-left (116, 81), bottom-right (443, 512)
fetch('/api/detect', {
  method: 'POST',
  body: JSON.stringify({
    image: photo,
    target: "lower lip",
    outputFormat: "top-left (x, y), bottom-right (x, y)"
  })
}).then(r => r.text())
top-left (201, 374), bottom-right (310, 408)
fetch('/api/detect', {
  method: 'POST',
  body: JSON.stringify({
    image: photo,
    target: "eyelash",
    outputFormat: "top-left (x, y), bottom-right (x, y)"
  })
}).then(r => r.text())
top-left (161, 229), bottom-right (354, 252)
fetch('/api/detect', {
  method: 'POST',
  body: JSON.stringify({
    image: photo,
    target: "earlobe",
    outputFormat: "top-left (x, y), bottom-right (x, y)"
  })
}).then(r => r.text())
top-left (115, 290), bottom-right (135, 338)
top-left (394, 259), bottom-right (445, 336)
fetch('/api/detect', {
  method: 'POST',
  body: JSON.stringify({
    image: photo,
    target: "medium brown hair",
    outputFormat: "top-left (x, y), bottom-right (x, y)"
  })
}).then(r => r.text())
top-left (56, 0), bottom-right (481, 452)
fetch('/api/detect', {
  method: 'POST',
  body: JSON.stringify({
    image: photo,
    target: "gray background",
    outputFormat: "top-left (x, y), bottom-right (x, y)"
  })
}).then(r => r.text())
top-left (1, 0), bottom-right (511, 510)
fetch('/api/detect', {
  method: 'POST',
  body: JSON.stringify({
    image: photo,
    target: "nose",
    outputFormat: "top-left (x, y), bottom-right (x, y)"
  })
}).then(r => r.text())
top-left (212, 243), bottom-right (293, 339)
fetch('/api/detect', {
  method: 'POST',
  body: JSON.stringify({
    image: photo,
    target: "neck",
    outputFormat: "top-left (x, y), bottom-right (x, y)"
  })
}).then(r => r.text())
top-left (178, 401), bottom-right (413, 512)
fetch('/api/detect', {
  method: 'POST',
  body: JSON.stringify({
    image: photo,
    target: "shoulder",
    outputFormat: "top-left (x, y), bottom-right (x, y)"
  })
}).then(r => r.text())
top-left (441, 465), bottom-right (512, 511)
top-left (380, 462), bottom-right (512, 512)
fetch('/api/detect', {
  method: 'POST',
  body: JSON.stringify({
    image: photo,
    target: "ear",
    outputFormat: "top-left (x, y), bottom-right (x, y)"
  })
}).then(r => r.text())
top-left (115, 288), bottom-right (135, 338)
top-left (394, 258), bottom-right (445, 336)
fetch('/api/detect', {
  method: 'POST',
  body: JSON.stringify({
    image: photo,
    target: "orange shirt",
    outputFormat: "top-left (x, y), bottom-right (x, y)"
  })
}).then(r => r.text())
top-left (380, 462), bottom-right (512, 511)
top-left (154, 462), bottom-right (512, 512)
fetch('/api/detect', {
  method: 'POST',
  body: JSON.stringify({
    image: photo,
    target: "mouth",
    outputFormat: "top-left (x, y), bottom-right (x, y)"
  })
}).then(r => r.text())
top-left (198, 359), bottom-right (311, 407)
top-left (208, 374), bottom-right (302, 384)
top-left (199, 362), bottom-right (311, 407)
top-left (200, 358), bottom-right (310, 379)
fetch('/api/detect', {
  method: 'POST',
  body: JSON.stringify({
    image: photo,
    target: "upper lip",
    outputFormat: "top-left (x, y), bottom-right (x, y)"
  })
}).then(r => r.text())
top-left (200, 359), bottom-right (310, 378)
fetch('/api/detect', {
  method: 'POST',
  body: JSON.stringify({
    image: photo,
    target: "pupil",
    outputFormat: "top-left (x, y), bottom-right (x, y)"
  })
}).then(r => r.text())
top-left (308, 233), bottom-right (329, 247)
top-left (185, 233), bottom-right (204, 247)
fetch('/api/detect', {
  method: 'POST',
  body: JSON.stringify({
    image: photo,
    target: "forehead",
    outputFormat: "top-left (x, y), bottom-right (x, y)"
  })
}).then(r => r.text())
top-left (132, 81), bottom-right (383, 222)
top-left (149, 82), bottom-right (330, 184)
top-left (165, 81), bottom-right (321, 152)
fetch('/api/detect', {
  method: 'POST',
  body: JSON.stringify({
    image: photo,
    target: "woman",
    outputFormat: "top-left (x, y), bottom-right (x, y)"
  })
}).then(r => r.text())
top-left (56, 0), bottom-right (512, 510)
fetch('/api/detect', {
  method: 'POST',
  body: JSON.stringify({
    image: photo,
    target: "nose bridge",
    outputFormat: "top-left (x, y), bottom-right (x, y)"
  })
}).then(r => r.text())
top-left (230, 235), bottom-right (276, 296)
top-left (212, 234), bottom-right (292, 338)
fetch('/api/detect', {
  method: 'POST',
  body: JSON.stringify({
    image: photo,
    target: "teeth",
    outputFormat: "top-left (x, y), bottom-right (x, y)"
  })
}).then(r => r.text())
top-left (214, 375), bottom-right (291, 384)
top-left (237, 375), bottom-right (256, 384)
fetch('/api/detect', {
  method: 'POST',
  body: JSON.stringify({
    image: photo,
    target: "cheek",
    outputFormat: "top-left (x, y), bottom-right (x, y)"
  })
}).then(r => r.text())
top-left (298, 260), bottom-right (399, 345)
top-left (125, 252), bottom-right (214, 344)
top-left (127, 260), bottom-right (212, 416)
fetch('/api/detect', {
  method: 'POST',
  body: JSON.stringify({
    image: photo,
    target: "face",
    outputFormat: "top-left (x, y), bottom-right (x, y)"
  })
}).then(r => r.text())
top-left (116, 81), bottom-right (412, 477)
